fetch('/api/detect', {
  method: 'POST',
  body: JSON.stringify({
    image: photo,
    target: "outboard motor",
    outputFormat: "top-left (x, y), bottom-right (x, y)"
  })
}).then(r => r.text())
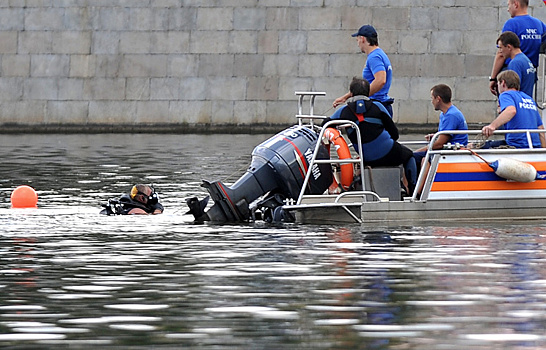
top-left (187, 125), bottom-right (333, 222)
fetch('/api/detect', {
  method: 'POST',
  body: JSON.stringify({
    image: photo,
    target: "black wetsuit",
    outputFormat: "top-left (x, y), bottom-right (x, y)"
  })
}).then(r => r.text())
top-left (322, 97), bottom-right (417, 191)
top-left (322, 97), bottom-right (413, 167)
top-left (101, 194), bottom-right (164, 215)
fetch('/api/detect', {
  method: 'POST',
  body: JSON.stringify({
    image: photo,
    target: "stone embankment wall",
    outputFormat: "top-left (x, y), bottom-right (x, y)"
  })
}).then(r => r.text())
top-left (0, 0), bottom-right (544, 132)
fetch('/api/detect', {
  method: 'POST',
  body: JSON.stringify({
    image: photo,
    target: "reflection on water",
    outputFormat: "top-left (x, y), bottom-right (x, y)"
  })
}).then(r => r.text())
top-left (1, 134), bottom-right (546, 349)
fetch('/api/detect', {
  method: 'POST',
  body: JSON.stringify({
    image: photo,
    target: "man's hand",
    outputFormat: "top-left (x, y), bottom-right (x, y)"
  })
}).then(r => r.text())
top-left (333, 96), bottom-right (346, 108)
top-left (482, 125), bottom-right (496, 137)
top-left (333, 92), bottom-right (351, 108)
top-left (489, 80), bottom-right (498, 96)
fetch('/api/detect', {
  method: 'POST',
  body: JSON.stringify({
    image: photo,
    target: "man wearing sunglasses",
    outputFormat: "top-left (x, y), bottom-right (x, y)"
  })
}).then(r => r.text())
top-left (126, 184), bottom-right (163, 215)
top-left (101, 184), bottom-right (164, 215)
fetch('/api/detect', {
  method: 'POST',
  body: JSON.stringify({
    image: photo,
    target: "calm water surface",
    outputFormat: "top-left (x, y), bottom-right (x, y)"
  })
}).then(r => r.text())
top-left (1, 134), bottom-right (546, 349)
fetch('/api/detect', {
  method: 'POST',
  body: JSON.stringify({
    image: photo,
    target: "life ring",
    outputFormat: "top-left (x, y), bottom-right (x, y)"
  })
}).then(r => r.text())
top-left (324, 128), bottom-right (354, 190)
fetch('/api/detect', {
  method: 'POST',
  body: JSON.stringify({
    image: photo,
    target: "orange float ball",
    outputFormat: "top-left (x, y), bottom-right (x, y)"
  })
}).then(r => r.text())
top-left (11, 185), bottom-right (38, 208)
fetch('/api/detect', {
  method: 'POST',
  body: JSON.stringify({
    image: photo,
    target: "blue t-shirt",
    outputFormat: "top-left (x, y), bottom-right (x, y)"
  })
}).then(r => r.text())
top-left (438, 105), bottom-right (468, 146)
top-left (499, 90), bottom-right (543, 148)
top-left (507, 52), bottom-right (536, 97)
top-left (503, 15), bottom-right (546, 67)
top-left (362, 48), bottom-right (392, 103)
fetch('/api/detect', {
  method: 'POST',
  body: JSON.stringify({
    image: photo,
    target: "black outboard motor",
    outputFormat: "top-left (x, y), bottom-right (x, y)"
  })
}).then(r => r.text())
top-left (187, 125), bottom-right (333, 222)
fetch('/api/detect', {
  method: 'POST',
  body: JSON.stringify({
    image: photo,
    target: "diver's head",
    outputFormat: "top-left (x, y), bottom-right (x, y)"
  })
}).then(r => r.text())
top-left (130, 184), bottom-right (159, 205)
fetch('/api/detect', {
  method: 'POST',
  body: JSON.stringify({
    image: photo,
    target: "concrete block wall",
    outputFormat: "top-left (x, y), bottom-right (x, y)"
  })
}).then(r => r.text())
top-left (0, 1), bottom-right (544, 131)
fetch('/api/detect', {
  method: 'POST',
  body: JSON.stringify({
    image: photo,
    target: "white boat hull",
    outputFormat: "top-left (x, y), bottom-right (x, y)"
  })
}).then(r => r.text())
top-left (289, 197), bottom-right (546, 226)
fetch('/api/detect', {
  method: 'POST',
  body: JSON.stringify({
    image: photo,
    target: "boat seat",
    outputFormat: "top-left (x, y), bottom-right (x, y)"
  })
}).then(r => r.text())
top-left (362, 166), bottom-right (403, 200)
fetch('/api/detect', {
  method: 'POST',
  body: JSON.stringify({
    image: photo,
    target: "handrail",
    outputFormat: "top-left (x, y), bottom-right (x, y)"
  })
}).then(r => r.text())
top-left (295, 91), bottom-right (326, 128)
top-left (296, 119), bottom-right (366, 205)
top-left (293, 91), bottom-right (368, 206)
top-left (412, 128), bottom-right (546, 201)
top-left (333, 191), bottom-right (382, 203)
top-left (427, 128), bottom-right (546, 151)
top-left (313, 158), bottom-right (362, 164)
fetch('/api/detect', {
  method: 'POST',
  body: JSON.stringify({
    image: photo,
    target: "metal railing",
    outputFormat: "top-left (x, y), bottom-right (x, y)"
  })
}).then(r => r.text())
top-left (295, 119), bottom-right (366, 204)
top-left (291, 92), bottom-right (371, 223)
top-left (412, 128), bottom-right (546, 201)
top-left (295, 91), bottom-right (327, 128)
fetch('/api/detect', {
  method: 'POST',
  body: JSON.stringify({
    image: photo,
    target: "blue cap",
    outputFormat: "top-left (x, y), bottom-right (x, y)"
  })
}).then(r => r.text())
top-left (351, 25), bottom-right (377, 38)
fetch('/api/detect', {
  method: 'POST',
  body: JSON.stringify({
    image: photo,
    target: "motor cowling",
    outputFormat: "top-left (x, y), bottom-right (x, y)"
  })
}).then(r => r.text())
top-left (187, 125), bottom-right (333, 222)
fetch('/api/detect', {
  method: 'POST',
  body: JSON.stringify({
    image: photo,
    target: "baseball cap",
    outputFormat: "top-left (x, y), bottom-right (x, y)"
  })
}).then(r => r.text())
top-left (351, 25), bottom-right (377, 38)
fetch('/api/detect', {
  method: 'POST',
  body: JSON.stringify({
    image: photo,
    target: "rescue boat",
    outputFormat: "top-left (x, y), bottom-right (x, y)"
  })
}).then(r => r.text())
top-left (282, 92), bottom-right (546, 226)
top-left (187, 91), bottom-right (546, 227)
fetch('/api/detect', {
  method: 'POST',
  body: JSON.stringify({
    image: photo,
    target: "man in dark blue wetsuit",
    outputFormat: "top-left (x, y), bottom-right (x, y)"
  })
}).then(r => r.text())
top-left (323, 77), bottom-right (417, 195)
top-left (100, 184), bottom-right (164, 215)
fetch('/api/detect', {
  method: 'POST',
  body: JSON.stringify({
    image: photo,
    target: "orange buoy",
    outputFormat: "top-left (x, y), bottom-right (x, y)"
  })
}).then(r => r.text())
top-left (324, 128), bottom-right (354, 190)
top-left (11, 185), bottom-right (38, 208)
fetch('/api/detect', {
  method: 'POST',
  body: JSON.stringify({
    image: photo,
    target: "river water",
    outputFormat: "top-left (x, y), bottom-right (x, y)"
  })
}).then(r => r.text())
top-left (1, 133), bottom-right (546, 349)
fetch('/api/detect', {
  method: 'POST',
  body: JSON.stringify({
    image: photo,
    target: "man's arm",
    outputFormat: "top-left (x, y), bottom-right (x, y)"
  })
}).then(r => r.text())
top-left (482, 105), bottom-right (516, 137)
top-left (539, 125), bottom-right (546, 148)
top-left (151, 203), bottom-right (164, 215)
top-left (414, 134), bottom-right (451, 152)
top-left (489, 51), bottom-right (504, 95)
top-left (369, 70), bottom-right (386, 97)
top-left (333, 92), bottom-right (351, 108)
top-left (128, 208), bottom-right (149, 215)
top-left (429, 134), bottom-right (451, 150)
top-left (379, 108), bottom-right (398, 140)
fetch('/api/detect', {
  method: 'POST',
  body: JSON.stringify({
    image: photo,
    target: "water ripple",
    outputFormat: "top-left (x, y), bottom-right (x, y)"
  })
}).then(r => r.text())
top-left (1, 134), bottom-right (546, 349)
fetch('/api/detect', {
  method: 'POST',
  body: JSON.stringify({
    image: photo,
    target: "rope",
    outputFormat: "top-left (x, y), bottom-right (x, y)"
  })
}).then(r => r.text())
top-left (463, 147), bottom-right (490, 165)
top-left (470, 134), bottom-right (487, 149)
top-left (223, 163), bottom-right (249, 183)
top-left (495, 145), bottom-right (516, 149)
top-left (325, 128), bottom-right (343, 142)
top-left (320, 106), bottom-right (334, 116)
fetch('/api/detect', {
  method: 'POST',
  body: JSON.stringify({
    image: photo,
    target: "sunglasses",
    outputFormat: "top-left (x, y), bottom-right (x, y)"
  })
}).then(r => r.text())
top-left (142, 191), bottom-right (159, 205)
top-left (131, 186), bottom-right (159, 205)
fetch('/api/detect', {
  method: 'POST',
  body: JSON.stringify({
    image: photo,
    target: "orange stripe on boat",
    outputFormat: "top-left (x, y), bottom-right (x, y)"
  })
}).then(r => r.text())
top-left (528, 161), bottom-right (546, 170)
top-left (431, 180), bottom-right (546, 192)
top-left (436, 162), bottom-right (491, 173)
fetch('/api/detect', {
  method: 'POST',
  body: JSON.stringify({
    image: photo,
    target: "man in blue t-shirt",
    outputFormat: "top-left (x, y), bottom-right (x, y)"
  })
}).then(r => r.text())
top-left (482, 70), bottom-right (545, 148)
top-left (333, 25), bottom-right (394, 117)
top-left (413, 84), bottom-right (468, 167)
top-left (496, 31), bottom-right (536, 97)
top-left (489, 0), bottom-right (546, 97)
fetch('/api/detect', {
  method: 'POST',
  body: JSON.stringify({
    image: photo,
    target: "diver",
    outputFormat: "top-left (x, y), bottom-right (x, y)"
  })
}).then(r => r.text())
top-left (100, 184), bottom-right (164, 215)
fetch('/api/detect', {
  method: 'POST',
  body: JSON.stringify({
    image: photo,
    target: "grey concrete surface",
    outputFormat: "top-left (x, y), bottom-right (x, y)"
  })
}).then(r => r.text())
top-left (0, 1), bottom-right (544, 132)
